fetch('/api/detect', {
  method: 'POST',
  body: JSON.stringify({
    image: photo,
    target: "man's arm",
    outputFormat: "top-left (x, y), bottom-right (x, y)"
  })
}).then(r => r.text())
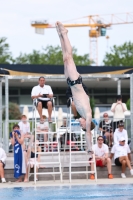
top-left (111, 103), bottom-right (118, 112)
top-left (104, 153), bottom-right (109, 159)
top-left (47, 94), bottom-right (53, 98)
top-left (15, 133), bottom-right (24, 145)
top-left (120, 103), bottom-right (127, 112)
top-left (47, 86), bottom-right (53, 98)
top-left (31, 94), bottom-right (42, 100)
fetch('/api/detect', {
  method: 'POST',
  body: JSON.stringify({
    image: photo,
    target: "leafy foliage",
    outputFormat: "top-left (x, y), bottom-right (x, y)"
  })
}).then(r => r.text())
top-left (3, 102), bottom-right (22, 120)
top-left (0, 37), bottom-right (13, 64)
top-left (15, 45), bottom-right (91, 66)
top-left (126, 99), bottom-right (130, 110)
top-left (103, 41), bottom-right (133, 66)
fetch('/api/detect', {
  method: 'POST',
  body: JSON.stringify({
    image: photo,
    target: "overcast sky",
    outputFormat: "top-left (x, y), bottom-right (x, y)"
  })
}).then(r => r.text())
top-left (0, 0), bottom-right (133, 65)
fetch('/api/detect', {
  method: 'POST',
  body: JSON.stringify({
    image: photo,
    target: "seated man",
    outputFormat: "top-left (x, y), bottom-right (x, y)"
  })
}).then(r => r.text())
top-left (0, 147), bottom-right (6, 183)
top-left (110, 136), bottom-right (133, 178)
top-left (114, 123), bottom-right (128, 145)
top-left (31, 76), bottom-right (53, 123)
top-left (99, 113), bottom-right (113, 147)
top-left (56, 21), bottom-right (94, 152)
top-left (90, 136), bottom-right (113, 179)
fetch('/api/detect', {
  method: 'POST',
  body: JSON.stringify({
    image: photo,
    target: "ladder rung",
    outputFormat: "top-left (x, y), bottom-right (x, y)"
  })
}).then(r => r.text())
top-left (35, 172), bottom-right (61, 175)
top-left (71, 161), bottom-right (95, 164)
top-left (71, 171), bottom-right (95, 174)
top-left (37, 162), bottom-right (60, 165)
top-left (35, 132), bottom-right (57, 134)
top-left (69, 151), bottom-right (88, 154)
top-left (36, 152), bottom-right (60, 154)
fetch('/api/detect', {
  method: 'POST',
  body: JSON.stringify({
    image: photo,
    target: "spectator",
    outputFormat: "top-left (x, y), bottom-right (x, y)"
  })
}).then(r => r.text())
top-left (61, 118), bottom-right (67, 128)
top-left (60, 118), bottom-right (67, 150)
top-left (36, 115), bottom-right (49, 152)
top-left (18, 115), bottom-right (31, 150)
top-left (10, 124), bottom-right (28, 182)
top-left (27, 140), bottom-right (41, 181)
top-left (110, 136), bottom-right (133, 178)
top-left (114, 123), bottom-right (128, 145)
top-left (111, 95), bottom-right (127, 132)
top-left (99, 113), bottom-right (113, 147)
top-left (18, 115), bottom-right (30, 135)
top-left (59, 118), bottom-right (79, 151)
top-left (31, 76), bottom-right (53, 123)
top-left (90, 136), bottom-right (113, 179)
top-left (0, 147), bottom-right (6, 183)
top-left (66, 83), bottom-right (88, 119)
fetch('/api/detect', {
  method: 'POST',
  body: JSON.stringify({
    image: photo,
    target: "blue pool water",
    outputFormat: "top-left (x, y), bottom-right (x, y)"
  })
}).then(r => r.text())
top-left (0, 184), bottom-right (133, 200)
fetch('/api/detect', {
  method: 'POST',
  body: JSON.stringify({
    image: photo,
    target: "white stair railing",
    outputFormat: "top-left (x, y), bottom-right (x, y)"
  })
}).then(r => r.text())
top-left (29, 98), bottom-right (62, 184)
top-left (62, 97), bottom-right (97, 182)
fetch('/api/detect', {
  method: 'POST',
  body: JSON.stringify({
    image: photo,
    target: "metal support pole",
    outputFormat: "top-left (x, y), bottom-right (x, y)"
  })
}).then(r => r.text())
top-left (0, 79), bottom-right (2, 146)
top-left (130, 74), bottom-right (133, 150)
top-left (5, 76), bottom-right (9, 153)
top-left (117, 79), bottom-right (121, 95)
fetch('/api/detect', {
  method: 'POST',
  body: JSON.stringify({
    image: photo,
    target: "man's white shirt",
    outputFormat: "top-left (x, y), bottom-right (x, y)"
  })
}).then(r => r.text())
top-left (0, 148), bottom-right (6, 164)
top-left (31, 85), bottom-right (53, 101)
top-left (111, 144), bottom-right (130, 160)
top-left (18, 121), bottom-right (30, 134)
top-left (92, 143), bottom-right (109, 157)
top-left (111, 103), bottom-right (127, 122)
top-left (114, 128), bottom-right (128, 145)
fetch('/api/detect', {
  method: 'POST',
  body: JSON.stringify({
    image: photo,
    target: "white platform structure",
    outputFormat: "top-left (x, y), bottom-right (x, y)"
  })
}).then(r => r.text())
top-left (29, 97), bottom-right (97, 183)
top-left (61, 98), bottom-right (97, 182)
top-left (31, 98), bottom-right (62, 184)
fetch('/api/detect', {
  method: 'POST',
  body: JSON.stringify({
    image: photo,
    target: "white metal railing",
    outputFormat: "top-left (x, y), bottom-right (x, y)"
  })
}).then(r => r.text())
top-left (61, 98), bottom-right (97, 182)
top-left (31, 98), bottom-right (62, 184)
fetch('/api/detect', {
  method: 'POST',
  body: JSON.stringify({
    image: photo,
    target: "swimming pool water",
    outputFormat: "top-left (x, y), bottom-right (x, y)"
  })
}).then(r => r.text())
top-left (0, 184), bottom-right (133, 200)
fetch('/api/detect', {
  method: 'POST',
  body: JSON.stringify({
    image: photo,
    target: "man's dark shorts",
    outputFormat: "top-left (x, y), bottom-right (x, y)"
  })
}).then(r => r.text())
top-left (0, 161), bottom-right (5, 168)
top-left (34, 99), bottom-right (53, 109)
top-left (115, 157), bottom-right (122, 166)
top-left (67, 75), bottom-right (82, 87)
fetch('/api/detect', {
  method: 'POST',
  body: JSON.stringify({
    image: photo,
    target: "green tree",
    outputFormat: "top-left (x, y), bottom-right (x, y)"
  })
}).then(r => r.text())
top-left (0, 37), bottom-right (13, 64)
top-left (15, 45), bottom-right (91, 66)
top-left (3, 102), bottom-right (22, 120)
top-left (103, 41), bottom-right (133, 66)
top-left (126, 99), bottom-right (130, 110)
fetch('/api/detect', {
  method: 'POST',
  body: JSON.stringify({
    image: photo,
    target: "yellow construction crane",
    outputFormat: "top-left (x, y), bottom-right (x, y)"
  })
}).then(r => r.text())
top-left (31, 12), bottom-right (133, 65)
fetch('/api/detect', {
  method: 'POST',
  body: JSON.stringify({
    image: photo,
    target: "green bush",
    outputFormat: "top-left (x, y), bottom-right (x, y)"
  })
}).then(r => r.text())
top-left (126, 99), bottom-right (130, 110)
top-left (3, 102), bottom-right (22, 120)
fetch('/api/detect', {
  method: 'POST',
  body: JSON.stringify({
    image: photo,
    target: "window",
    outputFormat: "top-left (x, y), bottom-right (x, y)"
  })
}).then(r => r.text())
top-left (59, 96), bottom-right (67, 105)
top-left (9, 89), bottom-right (19, 95)
top-left (20, 88), bottom-right (32, 95)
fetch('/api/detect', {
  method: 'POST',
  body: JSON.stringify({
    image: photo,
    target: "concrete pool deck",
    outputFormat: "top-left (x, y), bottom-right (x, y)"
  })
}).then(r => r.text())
top-left (0, 178), bottom-right (133, 188)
